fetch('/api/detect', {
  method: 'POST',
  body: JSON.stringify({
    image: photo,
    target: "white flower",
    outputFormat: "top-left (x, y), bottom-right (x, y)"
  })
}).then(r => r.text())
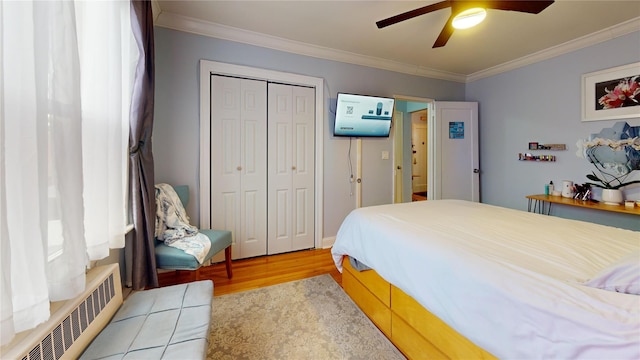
top-left (579, 137), bottom-right (640, 151)
top-left (575, 139), bottom-right (585, 158)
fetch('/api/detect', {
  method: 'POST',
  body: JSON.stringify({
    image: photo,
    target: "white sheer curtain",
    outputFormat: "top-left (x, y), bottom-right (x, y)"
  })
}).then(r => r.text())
top-left (0, 0), bottom-right (133, 346)
top-left (76, 0), bottom-right (134, 257)
top-left (1, 1), bottom-right (52, 341)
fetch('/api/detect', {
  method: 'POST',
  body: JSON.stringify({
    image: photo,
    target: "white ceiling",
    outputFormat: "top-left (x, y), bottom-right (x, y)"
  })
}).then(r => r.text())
top-left (153, 1), bottom-right (640, 82)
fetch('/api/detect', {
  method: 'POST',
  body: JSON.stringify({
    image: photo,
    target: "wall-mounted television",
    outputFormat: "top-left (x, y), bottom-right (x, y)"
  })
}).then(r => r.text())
top-left (333, 93), bottom-right (395, 137)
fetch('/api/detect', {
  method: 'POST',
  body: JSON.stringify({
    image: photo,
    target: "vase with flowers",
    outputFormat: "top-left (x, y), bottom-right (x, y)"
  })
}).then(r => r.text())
top-left (576, 122), bottom-right (640, 205)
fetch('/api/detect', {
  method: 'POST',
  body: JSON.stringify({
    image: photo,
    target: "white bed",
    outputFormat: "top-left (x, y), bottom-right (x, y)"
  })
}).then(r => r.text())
top-left (332, 200), bottom-right (640, 359)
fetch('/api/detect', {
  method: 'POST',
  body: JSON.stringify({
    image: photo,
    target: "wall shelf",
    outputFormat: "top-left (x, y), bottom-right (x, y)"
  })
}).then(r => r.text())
top-left (528, 143), bottom-right (566, 151)
top-left (519, 143), bottom-right (565, 162)
top-left (518, 153), bottom-right (556, 162)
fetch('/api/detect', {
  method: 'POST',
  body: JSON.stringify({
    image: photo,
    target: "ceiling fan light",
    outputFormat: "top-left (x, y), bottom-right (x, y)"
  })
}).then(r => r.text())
top-left (452, 8), bottom-right (487, 29)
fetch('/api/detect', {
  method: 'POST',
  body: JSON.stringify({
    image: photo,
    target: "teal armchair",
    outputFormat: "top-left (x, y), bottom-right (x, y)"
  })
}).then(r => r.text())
top-left (155, 185), bottom-right (232, 280)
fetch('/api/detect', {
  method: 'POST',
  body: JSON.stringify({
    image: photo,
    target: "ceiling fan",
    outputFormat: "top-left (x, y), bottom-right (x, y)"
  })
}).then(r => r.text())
top-left (376, 1), bottom-right (554, 48)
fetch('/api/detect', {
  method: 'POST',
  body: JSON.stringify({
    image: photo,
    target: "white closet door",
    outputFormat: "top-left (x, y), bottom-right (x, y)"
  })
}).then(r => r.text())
top-left (267, 84), bottom-right (315, 254)
top-left (290, 85), bottom-right (315, 252)
top-left (211, 75), bottom-right (267, 259)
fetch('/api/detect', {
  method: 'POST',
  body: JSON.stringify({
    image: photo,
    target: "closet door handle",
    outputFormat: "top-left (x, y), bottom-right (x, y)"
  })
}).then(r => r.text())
top-left (237, 166), bottom-right (242, 171)
top-left (292, 166), bottom-right (296, 170)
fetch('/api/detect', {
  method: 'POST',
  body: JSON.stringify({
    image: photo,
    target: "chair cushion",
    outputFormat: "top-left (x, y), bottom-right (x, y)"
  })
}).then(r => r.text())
top-left (173, 185), bottom-right (189, 207)
top-left (155, 230), bottom-right (232, 270)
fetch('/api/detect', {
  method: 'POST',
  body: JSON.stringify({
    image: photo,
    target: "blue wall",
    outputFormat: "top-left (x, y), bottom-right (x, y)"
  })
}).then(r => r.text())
top-left (466, 31), bottom-right (640, 230)
top-left (154, 26), bottom-right (639, 236)
top-left (153, 27), bottom-right (465, 239)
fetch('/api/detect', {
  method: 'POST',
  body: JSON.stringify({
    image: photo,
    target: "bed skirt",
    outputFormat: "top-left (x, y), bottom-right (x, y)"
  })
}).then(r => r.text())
top-left (342, 256), bottom-right (496, 359)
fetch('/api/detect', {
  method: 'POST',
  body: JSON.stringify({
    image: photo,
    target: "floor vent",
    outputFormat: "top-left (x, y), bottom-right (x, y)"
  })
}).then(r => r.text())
top-left (3, 264), bottom-right (123, 360)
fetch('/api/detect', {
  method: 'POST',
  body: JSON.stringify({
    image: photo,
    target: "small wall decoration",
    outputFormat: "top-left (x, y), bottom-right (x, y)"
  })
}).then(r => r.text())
top-left (449, 121), bottom-right (464, 139)
top-left (581, 62), bottom-right (640, 122)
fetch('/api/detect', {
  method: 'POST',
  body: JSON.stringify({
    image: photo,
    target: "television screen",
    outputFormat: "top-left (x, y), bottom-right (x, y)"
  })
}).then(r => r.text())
top-left (334, 93), bottom-right (395, 137)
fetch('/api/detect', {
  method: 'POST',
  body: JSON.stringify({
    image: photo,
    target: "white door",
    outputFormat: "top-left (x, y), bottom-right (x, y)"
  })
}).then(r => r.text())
top-left (267, 83), bottom-right (315, 254)
top-left (411, 110), bottom-right (428, 195)
top-left (433, 101), bottom-right (479, 201)
top-left (393, 111), bottom-right (403, 203)
top-left (211, 75), bottom-right (267, 259)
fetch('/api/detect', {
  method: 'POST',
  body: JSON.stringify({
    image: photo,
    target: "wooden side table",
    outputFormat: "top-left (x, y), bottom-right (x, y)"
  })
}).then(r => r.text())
top-left (526, 194), bottom-right (640, 216)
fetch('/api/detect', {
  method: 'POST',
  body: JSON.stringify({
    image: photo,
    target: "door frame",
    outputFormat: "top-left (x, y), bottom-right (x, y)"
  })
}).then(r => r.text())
top-left (393, 111), bottom-right (403, 203)
top-left (393, 95), bottom-right (435, 203)
top-left (411, 112), bottom-right (428, 194)
top-left (199, 60), bottom-right (324, 249)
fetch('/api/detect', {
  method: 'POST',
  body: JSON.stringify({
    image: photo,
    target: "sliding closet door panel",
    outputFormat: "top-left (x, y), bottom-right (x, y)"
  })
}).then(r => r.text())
top-left (267, 83), bottom-right (314, 254)
top-left (291, 86), bottom-right (315, 250)
top-left (213, 83), bottom-right (241, 191)
top-left (211, 76), bottom-right (241, 258)
top-left (267, 83), bottom-right (293, 254)
top-left (239, 80), bottom-right (267, 258)
top-left (211, 75), bottom-right (267, 259)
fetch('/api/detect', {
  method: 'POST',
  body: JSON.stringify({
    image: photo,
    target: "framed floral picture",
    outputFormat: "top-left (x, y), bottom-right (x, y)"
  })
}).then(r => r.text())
top-left (581, 62), bottom-right (640, 122)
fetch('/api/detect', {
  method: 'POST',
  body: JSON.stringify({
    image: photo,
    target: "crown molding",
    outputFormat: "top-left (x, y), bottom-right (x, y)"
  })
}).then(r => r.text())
top-left (154, 12), bottom-right (467, 83)
top-left (155, 11), bottom-right (639, 84)
top-left (467, 17), bottom-right (640, 82)
top-left (150, 0), bottom-right (161, 23)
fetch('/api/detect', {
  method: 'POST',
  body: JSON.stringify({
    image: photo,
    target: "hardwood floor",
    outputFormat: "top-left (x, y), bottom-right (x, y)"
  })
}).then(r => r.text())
top-left (157, 248), bottom-right (342, 296)
top-left (412, 192), bottom-right (427, 201)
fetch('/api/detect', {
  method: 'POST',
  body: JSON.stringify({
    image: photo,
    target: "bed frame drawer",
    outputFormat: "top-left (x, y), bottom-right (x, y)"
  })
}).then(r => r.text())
top-left (342, 257), bottom-right (496, 359)
top-left (391, 313), bottom-right (447, 360)
top-left (343, 259), bottom-right (390, 306)
top-left (343, 265), bottom-right (391, 337)
top-left (391, 286), bottom-right (495, 359)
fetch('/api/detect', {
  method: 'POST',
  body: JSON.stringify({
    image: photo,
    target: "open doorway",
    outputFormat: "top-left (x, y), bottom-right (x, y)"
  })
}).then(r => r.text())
top-left (411, 110), bottom-right (428, 201)
top-left (393, 95), bottom-right (434, 203)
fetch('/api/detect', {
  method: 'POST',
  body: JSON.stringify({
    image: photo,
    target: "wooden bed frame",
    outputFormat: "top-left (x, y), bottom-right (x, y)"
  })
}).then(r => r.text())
top-left (342, 256), bottom-right (496, 359)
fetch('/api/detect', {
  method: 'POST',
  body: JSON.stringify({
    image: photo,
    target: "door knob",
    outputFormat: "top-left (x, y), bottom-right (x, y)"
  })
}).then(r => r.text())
top-left (473, 168), bottom-right (480, 173)
top-left (292, 166), bottom-right (296, 170)
top-left (237, 166), bottom-right (242, 171)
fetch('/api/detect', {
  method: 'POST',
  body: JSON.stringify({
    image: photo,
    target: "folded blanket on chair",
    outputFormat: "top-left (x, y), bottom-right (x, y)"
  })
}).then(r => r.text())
top-left (155, 184), bottom-right (210, 264)
top-left (165, 232), bottom-right (211, 265)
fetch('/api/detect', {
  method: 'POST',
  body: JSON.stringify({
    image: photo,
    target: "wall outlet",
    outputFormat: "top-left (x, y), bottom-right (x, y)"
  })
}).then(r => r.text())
top-left (381, 151), bottom-right (389, 160)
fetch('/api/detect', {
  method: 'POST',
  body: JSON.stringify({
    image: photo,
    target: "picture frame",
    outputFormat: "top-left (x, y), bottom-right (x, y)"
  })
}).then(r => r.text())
top-left (582, 62), bottom-right (640, 122)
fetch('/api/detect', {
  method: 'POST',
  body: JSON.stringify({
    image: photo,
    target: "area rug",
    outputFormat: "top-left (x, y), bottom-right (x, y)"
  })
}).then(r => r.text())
top-left (207, 275), bottom-right (405, 359)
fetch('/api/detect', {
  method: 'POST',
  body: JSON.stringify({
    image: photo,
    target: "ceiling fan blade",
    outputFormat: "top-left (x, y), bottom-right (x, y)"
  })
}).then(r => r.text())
top-left (376, 1), bottom-right (452, 29)
top-left (485, 1), bottom-right (554, 14)
top-left (432, 15), bottom-right (455, 48)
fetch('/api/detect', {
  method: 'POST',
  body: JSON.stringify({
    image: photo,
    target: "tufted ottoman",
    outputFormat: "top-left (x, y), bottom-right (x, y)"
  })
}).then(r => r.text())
top-left (80, 280), bottom-right (213, 359)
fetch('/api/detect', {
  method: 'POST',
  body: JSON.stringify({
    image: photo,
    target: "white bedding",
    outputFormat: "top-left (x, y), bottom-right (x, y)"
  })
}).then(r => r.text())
top-left (331, 200), bottom-right (640, 359)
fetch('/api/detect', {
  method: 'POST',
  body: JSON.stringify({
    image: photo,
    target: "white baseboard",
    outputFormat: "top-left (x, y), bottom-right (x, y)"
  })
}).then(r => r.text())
top-left (322, 236), bottom-right (336, 249)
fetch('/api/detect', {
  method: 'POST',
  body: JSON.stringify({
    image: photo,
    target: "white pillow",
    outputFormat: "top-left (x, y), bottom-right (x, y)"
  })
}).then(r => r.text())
top-left (584, 251), bottom-right (640, 295)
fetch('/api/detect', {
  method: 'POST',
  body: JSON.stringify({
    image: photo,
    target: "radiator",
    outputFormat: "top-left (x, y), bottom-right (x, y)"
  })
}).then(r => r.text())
top-left (1, 263), bottom-right (123, 360)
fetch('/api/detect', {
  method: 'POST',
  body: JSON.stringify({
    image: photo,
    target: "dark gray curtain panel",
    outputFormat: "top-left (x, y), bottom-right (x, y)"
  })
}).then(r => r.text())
top-left (129, 0), bottom-right (157, 290)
